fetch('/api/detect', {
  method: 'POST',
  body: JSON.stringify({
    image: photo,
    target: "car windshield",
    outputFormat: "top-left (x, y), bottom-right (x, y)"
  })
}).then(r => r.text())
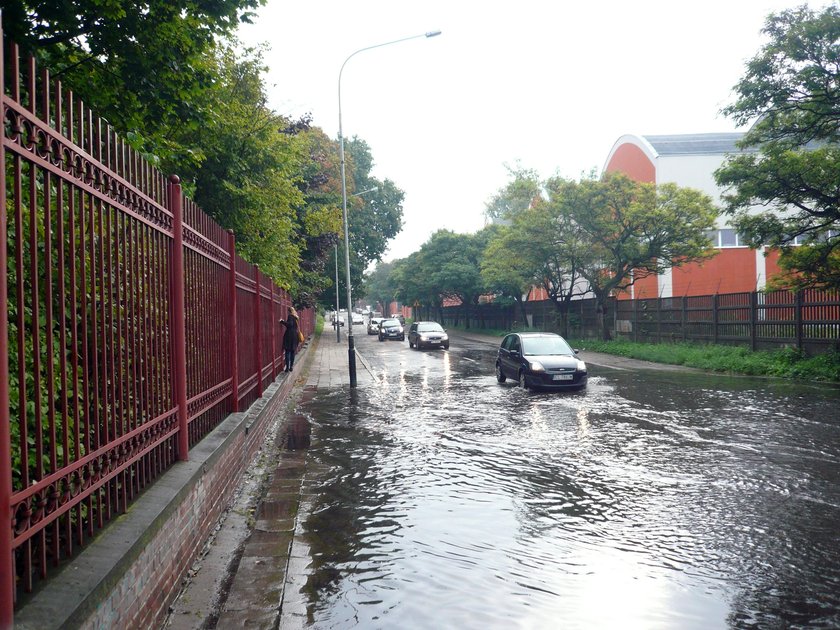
top-left (521, 336), bottom-right (573, 356)
top-left (382, 319), bottom-right (399, 327)
top-left (417, 323), bottom-right (443, 332)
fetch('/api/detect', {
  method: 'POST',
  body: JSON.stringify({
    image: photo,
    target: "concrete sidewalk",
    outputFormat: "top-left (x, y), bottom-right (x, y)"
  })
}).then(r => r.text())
top-left (304, 327), bottom-right (377, 388)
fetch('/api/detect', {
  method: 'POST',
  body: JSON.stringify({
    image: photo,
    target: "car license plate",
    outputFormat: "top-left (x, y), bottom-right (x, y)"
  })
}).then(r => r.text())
top-left (429, 340), bottom-right (439, 344)
top-left (552, 374), bottom-right (573, 381)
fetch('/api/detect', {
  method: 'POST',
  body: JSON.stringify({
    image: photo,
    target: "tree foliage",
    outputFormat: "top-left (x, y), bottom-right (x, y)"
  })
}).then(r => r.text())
top-left (364, 261), bottom-right (398, 314)
top-left (318, 137), bottom-right (406, 310)
top-left (563, 173), bottom-right (718, 338)
top-left (715, 4), bottom-right (840, 290)
top-left (3, 0), bottom-right (264, 166)
top-left (483, 164), bottom-right (542, 222)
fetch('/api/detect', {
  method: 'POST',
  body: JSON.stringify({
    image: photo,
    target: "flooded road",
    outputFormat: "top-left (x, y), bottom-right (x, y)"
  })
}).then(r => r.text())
top-left (288, 331), bottom-right (840, 629)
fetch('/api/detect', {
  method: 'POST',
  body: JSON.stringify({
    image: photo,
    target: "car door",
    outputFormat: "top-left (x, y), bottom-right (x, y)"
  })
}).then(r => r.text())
top-left (499, 334), bottom-right (515, 377)
top-left (504, 335), bottom-right (522, 376)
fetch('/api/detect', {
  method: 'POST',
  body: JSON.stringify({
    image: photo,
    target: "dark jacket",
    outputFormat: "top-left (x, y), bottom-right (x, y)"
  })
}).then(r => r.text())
top-left (281, 315), bottom-right (300, 351)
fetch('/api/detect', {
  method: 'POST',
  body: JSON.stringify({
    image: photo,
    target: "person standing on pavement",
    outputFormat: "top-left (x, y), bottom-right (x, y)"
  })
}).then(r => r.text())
top-left (279, 307), bottom-right (301, 372)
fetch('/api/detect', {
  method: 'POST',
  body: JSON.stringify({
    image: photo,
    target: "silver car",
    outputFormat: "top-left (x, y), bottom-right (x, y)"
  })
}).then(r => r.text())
top-left (367, 317), bottom-right (384, 335)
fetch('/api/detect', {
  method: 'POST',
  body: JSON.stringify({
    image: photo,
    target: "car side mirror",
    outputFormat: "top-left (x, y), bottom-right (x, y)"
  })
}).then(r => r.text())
top-left (574, 349), bottom-right (580, 354)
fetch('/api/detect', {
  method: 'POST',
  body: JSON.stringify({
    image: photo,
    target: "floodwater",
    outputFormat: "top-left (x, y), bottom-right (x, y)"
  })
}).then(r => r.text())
top-left (287, 334), bottom-right (840, 629)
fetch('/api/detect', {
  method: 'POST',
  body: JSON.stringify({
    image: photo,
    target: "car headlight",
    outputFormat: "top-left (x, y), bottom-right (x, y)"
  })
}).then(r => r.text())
top-left (576, 360), bottom-right (587, 372)
top-left (420, 334), bottom-right (428, 341)
top-left (529, 361), bottom-right (545, 372)
top-left (441, 333), bottom-right (448, 340)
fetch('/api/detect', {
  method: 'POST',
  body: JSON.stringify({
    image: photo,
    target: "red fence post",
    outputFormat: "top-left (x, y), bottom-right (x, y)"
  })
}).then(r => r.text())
top-left (228, 231), bottom-right (239, 412)
top-left (0, 29), bottom-right (16, 624)
top-left (255, 267), bottom-right (263, 398)
top-left (749, 291), bottom-right (757, 351)
top-left (270, 284), bottom-right (277, 379)
top-left (168, 176), bottom-right (189, 462)
top-left (794, 290), bottom-right (803, 351)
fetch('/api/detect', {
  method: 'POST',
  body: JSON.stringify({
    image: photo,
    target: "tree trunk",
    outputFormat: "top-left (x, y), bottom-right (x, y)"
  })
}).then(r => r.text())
top-left (596, 295), bottom-right (612, 340)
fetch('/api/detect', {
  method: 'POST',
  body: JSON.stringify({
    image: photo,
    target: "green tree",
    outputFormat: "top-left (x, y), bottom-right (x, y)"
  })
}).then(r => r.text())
top-left (564, 174), bottom-right (718, 339)
top-left (3, 0), bottom-right (263, 166)
top-left (345, 137), bottom-right (405, 265)
top-left (480, 226), bottom-right (534, 327)
top-left (364, 261), bottom-right (398, 315)
top-left (483, 179), bottom-right (594, 336)
top-left (715, 4), bottom-right (840, 290)
top-left (406, 229), bottom-right (495, 328)
top-left (483, 164), bottom-right (542, 222)
top-left (317, 138), bottom-right (406, 310)
top-left (392, 251), bottom-right (443, 322)
top-left (175, 44), bottom-right (309, 288)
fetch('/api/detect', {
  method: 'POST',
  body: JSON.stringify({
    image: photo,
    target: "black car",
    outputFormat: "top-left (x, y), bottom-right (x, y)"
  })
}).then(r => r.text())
top-left (408, 321), bottom-right (449, 350)
top-left (378, 318), bottom-right (405, 341)
top-left (496, 332), bottom-right (587, 390)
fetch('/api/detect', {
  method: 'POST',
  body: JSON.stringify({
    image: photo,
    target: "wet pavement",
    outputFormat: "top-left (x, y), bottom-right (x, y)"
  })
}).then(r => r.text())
top-left (169, 326), bottom-right (840, 629)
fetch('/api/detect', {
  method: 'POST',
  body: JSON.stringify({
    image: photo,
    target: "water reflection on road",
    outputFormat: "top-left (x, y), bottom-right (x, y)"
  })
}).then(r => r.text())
top-left (289, 334), bottom-right (840, 629)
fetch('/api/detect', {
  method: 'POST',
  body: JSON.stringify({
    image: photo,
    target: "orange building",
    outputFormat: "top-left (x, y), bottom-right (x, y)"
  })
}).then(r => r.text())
top-left (603, 133), bottom-right (780, 299)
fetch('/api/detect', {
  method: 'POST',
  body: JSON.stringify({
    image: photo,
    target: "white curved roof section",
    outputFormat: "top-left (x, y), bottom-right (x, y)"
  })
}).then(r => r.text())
top-left (602, 134), bottom-right (658, 174)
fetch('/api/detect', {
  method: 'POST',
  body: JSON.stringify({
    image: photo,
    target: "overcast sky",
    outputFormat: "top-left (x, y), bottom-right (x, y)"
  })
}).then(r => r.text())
top-left (237, 0), bottom-right (828, 263)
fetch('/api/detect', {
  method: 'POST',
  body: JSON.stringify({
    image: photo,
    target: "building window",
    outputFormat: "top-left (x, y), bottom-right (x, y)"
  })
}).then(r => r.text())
top-left (705, 229), bottom-right (748, 248)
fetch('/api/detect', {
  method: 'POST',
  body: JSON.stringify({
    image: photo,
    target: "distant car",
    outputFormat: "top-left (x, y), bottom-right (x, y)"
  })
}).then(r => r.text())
top-left (390, 312), bottom-right (405, 325)
top-left (378, 318), bottom-right (405, 341)
top-left (408, 321), bottom-right (449, 350)
top-left (495, 332), bottom-right (587, 391)
top-left (332, 315), bottom-right (345, 327)
top-left (367, 317), bottom-right (384, 335)
top-left (351, 313), bottom-right (364, 326)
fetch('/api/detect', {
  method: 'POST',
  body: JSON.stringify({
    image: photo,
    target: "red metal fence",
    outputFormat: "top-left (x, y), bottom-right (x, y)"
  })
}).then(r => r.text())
top-left (1, 33), bottom-right (313, 623)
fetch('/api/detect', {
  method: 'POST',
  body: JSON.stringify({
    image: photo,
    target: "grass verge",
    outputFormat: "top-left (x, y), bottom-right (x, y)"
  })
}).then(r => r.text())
top-left (573, 338), bottom-right (840, 383)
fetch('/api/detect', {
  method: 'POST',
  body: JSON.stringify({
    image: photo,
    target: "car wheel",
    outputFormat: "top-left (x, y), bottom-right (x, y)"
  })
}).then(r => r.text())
top-left (409, 338), bottom-right (414, 348)
top-left (379, 335), bottom-right (384, 342)
top-left (495, 363), bottom-right (506, 383)
top-left (400, 335), bottom-right (405, 341)
top-left (443, 343), bottom-right (449, 350)
top-left (519, 370), bottom-right (528, 389)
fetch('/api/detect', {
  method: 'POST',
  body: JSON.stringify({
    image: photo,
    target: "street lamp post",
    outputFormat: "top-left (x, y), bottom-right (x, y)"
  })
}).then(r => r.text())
top-left (338, 30), bottom-right (441, 387)
top-left (336, 187), bottom-right (377, 344)
top-left (334, 244), bottom-right (341, 342)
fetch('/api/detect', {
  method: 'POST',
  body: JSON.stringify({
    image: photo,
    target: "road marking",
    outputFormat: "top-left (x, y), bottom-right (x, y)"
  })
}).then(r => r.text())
top-left (460, 357), bottom-right (478, 364)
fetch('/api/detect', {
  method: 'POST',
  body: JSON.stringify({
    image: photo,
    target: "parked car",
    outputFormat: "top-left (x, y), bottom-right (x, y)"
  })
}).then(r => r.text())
top-left (378, 318), bottom-right (405, 341)
top-left (495, 332), bottom-right (587, 391)
top-left (367, 317), bottom-right (384, 335)
top-left (332, 314), bottom-right (345, 328)
top-left (351, 312), bottom-right (364, 326)
top-left (408, 321), bottom-right (449, 350)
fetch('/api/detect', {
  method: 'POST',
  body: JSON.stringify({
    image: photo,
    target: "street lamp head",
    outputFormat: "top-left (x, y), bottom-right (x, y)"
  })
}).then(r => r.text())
top-left (425, 30), bottom-right (442, 38)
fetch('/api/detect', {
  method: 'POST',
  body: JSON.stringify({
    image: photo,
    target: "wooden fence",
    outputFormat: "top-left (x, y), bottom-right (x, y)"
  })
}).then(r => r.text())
top-left (615, 289), bottom-right (840, 352)
top-left (439, 289), bottom-right (840, 353)
top-left (1, 29), bottom-right (312, 622)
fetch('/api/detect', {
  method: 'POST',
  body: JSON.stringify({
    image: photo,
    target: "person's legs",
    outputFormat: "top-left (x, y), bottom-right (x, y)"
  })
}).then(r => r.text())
top-left (285, 349), bottom-right (293, 371)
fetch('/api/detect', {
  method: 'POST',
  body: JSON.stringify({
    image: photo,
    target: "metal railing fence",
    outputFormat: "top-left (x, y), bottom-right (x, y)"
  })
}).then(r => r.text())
top-left (0, 30), bottom-right (312, 622)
